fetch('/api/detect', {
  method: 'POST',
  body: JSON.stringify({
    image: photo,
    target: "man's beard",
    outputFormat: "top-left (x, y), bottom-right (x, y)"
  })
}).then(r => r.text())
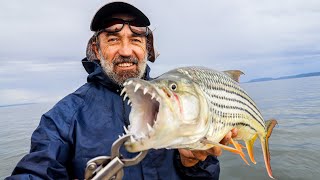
top-left (99, 52), bottom-right (147, 86)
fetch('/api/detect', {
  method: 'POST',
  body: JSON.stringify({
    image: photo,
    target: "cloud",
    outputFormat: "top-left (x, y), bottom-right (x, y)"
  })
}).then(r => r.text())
top-left (0, 0), bottom-right (101, 58)
top-left (1, 0), bottom-right (320, 62)
top-left (0, 0), bottom-right (319, 104)
top-left (0, 88), bottom-right (49, 105)
top-left (157, 0), bottom-right (320, 57)
top-left (0, 59), bottom-right (87, 105)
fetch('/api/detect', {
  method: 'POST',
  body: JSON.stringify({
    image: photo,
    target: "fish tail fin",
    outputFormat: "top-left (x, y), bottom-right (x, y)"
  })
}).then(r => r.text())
top-left (245, 134), bottom-right (258, 164)
top-left (260, 119), bottom-right (278, 179)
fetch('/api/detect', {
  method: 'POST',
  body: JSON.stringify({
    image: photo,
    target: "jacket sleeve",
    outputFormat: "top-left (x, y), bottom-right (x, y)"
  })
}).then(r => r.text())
top-left (174, 150), bottom-right (220, 180)
top-left (5, 107), bottom-right (73, 180)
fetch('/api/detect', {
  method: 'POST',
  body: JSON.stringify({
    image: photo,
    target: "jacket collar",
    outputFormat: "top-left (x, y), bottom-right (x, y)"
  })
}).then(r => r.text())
top-left (81, 58), bottom-right (151, 92)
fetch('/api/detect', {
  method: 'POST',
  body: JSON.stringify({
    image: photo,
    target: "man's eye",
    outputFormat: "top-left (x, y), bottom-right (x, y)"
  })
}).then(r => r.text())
top-left (132, 38), bottom-right (142, 43)
top-left (107, 38), bottom-right (119, 42)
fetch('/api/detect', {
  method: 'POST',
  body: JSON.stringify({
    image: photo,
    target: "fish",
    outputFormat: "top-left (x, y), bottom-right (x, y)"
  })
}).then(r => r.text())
top-left (121, 66), bottom-right (277, 178)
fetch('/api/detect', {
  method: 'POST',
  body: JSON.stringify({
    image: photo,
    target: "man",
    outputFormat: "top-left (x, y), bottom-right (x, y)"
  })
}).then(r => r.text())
top-left (7, 2), bottom-right (237, 179)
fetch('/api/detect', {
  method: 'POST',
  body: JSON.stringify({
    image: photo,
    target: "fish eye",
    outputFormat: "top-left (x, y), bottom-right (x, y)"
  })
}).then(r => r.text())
top-left (170, 83), bottom-right (177, 91)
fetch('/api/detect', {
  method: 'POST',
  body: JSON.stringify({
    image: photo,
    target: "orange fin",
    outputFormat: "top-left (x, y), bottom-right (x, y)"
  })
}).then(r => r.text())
top-left (201, 139), bottom-right (243, 155)
top-left (245, 134), bottom-right (258, 164)
top-left (261, 119), bottom-right (278, 179)
top-left (201, 138), bottom-right (249, 166)
top-left (230, 139), bottom-right (250, 166)
top-left (266, 119), bottom-right (278, 139)
top-left (223, 70), bottom-right (245, 82)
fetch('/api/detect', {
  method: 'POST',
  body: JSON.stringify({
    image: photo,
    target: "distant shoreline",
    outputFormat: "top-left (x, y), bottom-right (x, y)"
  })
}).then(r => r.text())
top-left (0, 103), bottom-right (37, 108)
top-left (246, 72), bottom-right (320, 83)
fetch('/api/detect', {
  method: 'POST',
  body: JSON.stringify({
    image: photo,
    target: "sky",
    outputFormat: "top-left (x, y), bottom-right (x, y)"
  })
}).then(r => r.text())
top-left (0, 0), bottom-right (320, 105)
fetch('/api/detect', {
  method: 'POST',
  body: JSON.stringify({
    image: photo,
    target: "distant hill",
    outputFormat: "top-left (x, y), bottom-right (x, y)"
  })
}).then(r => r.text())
top-left (0, 103), bottom-right (36, 108)
top-left (247, 72), bottom-right (320, 83)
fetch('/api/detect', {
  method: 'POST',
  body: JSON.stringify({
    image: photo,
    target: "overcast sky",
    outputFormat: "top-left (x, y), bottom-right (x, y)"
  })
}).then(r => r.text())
top-left (1, 0), bottom-right (320, 105)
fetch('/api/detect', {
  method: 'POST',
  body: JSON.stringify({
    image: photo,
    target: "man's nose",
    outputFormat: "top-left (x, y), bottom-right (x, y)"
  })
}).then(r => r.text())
top-left (118, 41), bottom-right (133, 57)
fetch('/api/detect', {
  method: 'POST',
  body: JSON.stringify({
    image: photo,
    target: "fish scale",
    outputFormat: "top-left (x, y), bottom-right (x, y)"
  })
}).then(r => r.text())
top-left (178, 67), bottom-right (265, 135)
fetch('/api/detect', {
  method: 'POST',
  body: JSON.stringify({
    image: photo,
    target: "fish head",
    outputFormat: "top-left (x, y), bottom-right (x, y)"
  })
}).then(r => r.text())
top-left (123, 70), bottom-right (209, 152)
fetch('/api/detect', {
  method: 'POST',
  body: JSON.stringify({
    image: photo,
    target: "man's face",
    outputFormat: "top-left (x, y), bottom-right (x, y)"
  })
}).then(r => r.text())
top-left (94, 16), bottom-right (148, 85)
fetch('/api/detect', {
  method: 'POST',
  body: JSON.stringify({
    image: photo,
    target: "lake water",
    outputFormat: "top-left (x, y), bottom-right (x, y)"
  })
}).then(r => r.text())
top-left (1, 76), bottom-right (320, 179)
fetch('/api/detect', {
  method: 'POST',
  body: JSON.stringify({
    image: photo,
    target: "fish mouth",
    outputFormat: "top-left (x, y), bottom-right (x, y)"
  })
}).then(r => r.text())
top-left (121, 78), bottom-right (165, 149)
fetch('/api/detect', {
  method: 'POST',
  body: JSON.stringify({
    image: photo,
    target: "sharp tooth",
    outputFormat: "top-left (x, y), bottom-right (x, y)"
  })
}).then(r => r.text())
top-left (140, 132), bottom-right (146, 138)
top-left (127, 99), bottom-right (131, 105)
top-left (120, 88), bottom-right (126, 96)
top-left (123, 126), bottom-right (129, 134)
top-left (118, 135), bottom-right (121, 138)
top-left (123, 94), bottom-right (128, 101)
top-left (151, 92), bottom-right (156, 99)
top-left (147, 123), bottom-right (153, 132)
top-left (127, 80), bottom-right (133, 85)
top-left (143, 87), bottom-right (148, 95)
top-left (123, 81), bottom-right (127, 86)
top-left (134, 83), bottom-right (141, 92)
top-left (130, 136), bottom-right (136, 142)
top-left (156, 97), bottom-right (161, 102)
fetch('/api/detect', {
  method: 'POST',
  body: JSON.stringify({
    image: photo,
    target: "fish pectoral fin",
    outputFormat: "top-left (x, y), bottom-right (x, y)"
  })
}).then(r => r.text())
top-left (201, 138), bottom-right (249, 165)
top-left (230, 139), bottom-right (250, 166)
top-left (201, 139), bottom-right (241, 153)
top-left (245, 134), bottom-right (258, 164)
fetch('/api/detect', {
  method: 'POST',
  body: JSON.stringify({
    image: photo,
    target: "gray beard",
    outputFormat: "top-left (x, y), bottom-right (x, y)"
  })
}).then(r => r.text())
top-left (99, 50), bottom-right (147, 86)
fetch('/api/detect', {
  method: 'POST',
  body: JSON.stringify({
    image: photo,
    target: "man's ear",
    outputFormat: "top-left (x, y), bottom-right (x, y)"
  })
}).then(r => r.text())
top-left (92, 42), bottom-right (100, 60)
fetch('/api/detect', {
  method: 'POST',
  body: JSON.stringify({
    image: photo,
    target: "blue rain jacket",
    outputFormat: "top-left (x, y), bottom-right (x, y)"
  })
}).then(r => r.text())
top-left (7, 59), bottom-right (220, 180)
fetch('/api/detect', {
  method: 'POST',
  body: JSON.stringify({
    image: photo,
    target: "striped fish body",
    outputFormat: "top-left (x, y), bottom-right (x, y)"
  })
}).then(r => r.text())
top-left (177, 67), bottom-right (277, 178)
top-left (176, 67), bottom-right (266, 145)
top-left (122, 66), bottom-right (277, 178)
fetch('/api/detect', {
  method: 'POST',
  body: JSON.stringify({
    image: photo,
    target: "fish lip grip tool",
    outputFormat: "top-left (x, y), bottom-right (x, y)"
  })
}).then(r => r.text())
top-left (85, 134), bottom-right (148, 180)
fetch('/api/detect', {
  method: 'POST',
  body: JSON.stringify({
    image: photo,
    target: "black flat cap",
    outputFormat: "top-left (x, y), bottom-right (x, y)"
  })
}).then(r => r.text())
top-left (90, 1), bottom-right (150, 31)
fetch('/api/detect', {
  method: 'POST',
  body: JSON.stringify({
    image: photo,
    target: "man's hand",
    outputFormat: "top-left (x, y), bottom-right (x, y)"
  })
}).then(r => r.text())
top-left (178, 128), bottom-right (238, 167)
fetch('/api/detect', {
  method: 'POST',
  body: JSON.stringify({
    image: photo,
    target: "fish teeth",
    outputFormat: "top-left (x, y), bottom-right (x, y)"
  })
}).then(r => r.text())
top-left (147, 123), bottom-right (153, 132)
top-left (140, 132), bottom-right (146, 138)
top-left (123, 94), bottom-right (128, 101)
top-left (120, 88), bottom-right (126, 96)
top-left (143, 87), bottom-right (148, 95)
top-left (130, 135), bottom-right (136, 142)
top-left (118, 133), bottom-right (125, 138)
top-left (149, 124), bottom-right (156, 136)
top-left (123, 81), bottom-right (128, 86)
top-left (127, 99), bottom-right (131, 105)
top-left (127, 80), bottom-right (133, 85)
top-left (156, 97), bottom-right (161, 102)
top-left (151, 92), bottom-right (156, 99)
top-left (123, 126), bottom-right (129, 134)
top-left (134, 83), bottom-right (141, 92)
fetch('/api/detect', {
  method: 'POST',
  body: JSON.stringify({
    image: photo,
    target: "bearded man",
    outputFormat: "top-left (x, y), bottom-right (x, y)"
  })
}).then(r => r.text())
top-left (7, 2), bottom-right (237, 179)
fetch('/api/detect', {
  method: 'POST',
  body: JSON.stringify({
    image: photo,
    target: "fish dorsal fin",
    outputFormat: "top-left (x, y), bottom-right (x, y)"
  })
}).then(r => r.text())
top-left (223, 70), bottom-right (245, 82)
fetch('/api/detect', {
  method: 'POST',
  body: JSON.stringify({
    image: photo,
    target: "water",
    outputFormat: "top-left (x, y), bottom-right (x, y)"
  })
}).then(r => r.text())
top-left (219, 76), bottom-right (320, 180)
top-left (0, 103), bottom-right (54, 179)
top-left (1, 77), bottom-right (320, 179)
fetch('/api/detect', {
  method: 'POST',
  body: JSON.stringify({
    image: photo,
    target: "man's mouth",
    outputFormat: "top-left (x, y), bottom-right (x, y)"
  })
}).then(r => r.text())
top-left (117, 62), bottom-right (135, 67)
